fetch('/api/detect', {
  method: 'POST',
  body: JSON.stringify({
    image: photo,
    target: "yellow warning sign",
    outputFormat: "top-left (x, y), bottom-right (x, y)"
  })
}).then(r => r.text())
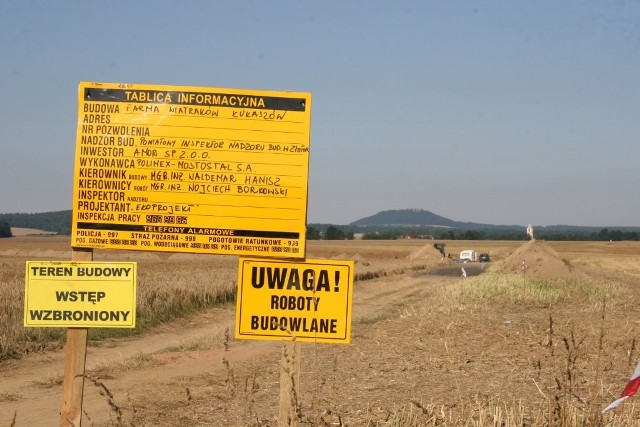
top-left (71, 82), bottom-right (311, 258)
top-left (24, 261), bottom-right (137, 328)
top-left (235, 258), bottom-right (354, 344)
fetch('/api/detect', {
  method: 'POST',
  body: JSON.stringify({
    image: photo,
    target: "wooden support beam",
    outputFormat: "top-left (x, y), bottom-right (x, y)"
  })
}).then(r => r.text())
top-left (278, 340), bottom-right (301, 427)
top-left (60, 247), bottom-right (92, 427)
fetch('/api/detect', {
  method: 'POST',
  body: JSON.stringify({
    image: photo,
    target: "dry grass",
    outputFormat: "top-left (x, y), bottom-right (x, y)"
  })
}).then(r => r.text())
top-left (3, 237), bottom-right (640, 426)
top-left (231, 244), bottom-right (636, 426)
top-left (0, 255), bottom-right (238, 359)
top-left (0, 237), bottom-right (437, 360)
top-left (359, 245), bottom-right (640, 427)
top-left (192, 240), bottom-right (640, 426)
top-left (0, 236), bottom-right (240, 352)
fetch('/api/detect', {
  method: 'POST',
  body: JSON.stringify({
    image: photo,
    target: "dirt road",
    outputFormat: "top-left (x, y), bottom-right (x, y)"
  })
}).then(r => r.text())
top-left (4, 239), bottom-right (639, 426)
top-left (1, 270), bottom-right (452, 426)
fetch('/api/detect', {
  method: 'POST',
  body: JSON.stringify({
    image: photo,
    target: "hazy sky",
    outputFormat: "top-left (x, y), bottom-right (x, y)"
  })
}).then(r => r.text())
top-left (1, 1), bottom-right (639, 227)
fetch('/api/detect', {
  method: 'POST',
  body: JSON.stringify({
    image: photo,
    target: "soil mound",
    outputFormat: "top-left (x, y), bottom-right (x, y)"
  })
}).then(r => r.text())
top-left (407, 244), bottom-right (445, 262)
top-left (332, 253), bottom-right (370, 266)
top-left (500, 239), bottom-right (586, 281)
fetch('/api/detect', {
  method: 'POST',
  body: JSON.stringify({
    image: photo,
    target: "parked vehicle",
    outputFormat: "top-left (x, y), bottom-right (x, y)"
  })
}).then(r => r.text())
top-left (479, 253), bottom-right (491, 262)
top-left (459, 250), bottom-right (478, 262)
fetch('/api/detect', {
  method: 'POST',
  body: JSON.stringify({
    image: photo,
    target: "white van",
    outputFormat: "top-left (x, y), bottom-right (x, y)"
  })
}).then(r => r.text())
top-left (459, 250), bottom-right (478, 262)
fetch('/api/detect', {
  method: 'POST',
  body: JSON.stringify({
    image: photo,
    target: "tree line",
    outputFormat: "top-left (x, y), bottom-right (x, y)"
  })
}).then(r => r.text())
top-left (1, 210), bottom-right (637, 242)
top-left (0, 211), bottom-right (72, 235)
top-left (306, 225), bottom-right (640, 241)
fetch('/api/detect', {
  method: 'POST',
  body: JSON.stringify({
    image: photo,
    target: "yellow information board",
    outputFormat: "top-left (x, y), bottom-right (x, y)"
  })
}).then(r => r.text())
top-left (235, 258), bottom-right (354, 344)
top-left (24, 261), bottom-right (137, 328)
top-left (71, 82), bottom-right (311, 258)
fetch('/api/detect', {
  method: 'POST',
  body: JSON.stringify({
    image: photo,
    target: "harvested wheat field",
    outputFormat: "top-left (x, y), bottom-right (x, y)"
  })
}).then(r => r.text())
top-left (2, 236), bottom-right (640, 426)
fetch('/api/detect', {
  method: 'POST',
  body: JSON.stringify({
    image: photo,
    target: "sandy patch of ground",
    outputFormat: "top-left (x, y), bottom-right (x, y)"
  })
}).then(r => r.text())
top-left (10, 228), bottom-right (57, 236)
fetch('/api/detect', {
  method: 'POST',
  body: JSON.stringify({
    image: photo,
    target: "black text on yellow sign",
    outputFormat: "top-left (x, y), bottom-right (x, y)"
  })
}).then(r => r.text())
top-left (71, 81), bottom-right (312, 258)
top-left (235, 258), bottom-right (354, 344)
top-left (24, 261), bottom-right (137, 328)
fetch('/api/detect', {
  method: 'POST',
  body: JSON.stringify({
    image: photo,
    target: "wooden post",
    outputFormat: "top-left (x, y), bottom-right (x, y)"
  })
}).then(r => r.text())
top-left (60, 248), bottom-right (92, 427)
top-left (278, 340), bottom-right (301, 427)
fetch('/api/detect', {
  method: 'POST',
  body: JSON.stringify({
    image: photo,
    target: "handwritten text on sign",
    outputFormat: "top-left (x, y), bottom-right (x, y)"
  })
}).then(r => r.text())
top-left (24, 261), bottom-right (137, 328)
top-left (71, 82), bottom-right (311, 258)
top-left (235, 258), bottom-right (354, 344)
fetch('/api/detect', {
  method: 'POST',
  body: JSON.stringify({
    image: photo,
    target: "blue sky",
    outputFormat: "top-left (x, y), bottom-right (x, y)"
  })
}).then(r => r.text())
top-left (1, 0), bottom-right (639, 226)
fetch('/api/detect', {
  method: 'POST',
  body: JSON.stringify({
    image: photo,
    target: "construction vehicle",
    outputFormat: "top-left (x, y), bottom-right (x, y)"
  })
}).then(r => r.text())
top-left (433, 243), bottom-right (446, 257)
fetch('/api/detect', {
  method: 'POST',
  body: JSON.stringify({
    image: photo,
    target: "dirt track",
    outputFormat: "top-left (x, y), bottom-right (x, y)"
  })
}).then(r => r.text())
top-left (1, 270), bottom-right (453, 426)
top-left (3, 238), bottom-right (640, 426)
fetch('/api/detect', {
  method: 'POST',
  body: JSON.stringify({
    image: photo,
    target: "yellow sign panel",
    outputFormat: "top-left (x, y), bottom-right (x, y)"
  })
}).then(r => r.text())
top-left (236, 258), bottom-right (354, 344)
top-left (24, 261), bottom-right (137, 328)
top-left (71, 82), bottom-right (311, 258)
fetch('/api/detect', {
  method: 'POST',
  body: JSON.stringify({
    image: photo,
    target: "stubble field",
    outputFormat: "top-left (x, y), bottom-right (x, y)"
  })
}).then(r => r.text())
top-left (1, 235), bottom-right (640, 426)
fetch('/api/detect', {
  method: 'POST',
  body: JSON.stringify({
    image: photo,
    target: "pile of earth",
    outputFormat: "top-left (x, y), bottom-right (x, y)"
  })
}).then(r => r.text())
top-left (331, 253), bottom-right (370, 266)
top-left (499, 239), bottom-right (587, 281)
top-left (406, 243), bottom-right (446, 262)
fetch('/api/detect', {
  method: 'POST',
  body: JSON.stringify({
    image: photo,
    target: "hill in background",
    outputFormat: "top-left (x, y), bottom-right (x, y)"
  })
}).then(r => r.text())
top-left (350, 208), bottom-right (520, 230)
top-left (338, 209), bottom-right (640, 241)
top-left (351, 208), bottom-right (458, 227)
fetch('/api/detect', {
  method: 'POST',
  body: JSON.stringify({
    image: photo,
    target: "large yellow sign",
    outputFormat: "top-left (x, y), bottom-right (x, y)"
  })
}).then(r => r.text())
top-left (71, 82), bottom-right (311, 258)
top-left (235, 258), bottom-right (354, 344)
top-left (24, 261), bottom-right (137, 328)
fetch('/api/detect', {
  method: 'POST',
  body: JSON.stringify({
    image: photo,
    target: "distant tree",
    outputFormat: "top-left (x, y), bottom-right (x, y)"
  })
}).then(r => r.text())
top-left (598, 228), bottom-right (610, 241)
top-left (611, 230), bottom-right (624, 241)
top-left (462, 230), bottom-right (484, 240)
top-left (324, 225), bottom-right (346, 240)
top-left (0, 220), bottom-right (12, 238)
top-left (306, 226), bottom-right (321, 240)
top-left (437, 230), bottom-right (455, 240)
